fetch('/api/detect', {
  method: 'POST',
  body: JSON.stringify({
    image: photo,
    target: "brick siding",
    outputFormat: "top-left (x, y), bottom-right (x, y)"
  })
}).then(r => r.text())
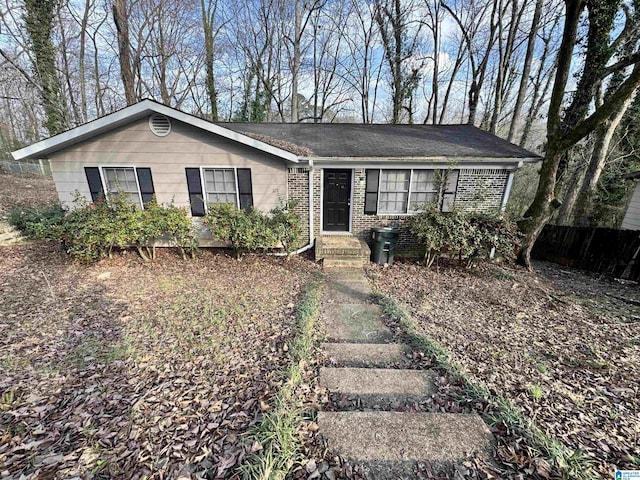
top-left (455, 169), bottom-right (510, 213)
top-left (287, 167), bottom-right (311, 246)
top-left (289, 166), bottom-right (511, 256)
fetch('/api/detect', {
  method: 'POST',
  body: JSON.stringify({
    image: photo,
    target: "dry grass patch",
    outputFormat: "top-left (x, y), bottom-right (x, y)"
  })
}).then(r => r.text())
top-left (0, 172), bottom-right (57, 218)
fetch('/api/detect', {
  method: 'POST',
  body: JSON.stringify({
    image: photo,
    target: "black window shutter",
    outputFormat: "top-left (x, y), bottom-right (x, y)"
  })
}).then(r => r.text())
top-left (236, 168), bottom-right (253, 211)
top-left (185, 168), bottom-right (205, 216)
top-left (364, 169), bottom-right (380, 215)
top-left (84, 167), bottom-right (104, 203)
top-left (136, 168), bottom-right (155, 206)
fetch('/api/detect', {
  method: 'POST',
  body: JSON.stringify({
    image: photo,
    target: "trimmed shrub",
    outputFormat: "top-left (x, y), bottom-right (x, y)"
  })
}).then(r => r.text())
top-left (269, 198), bottom-right (303, 257)
top-left (406, 202), bottom-right (521, 268)
top-left (8, 203), bottom-right (66, 241)
top-left (204, 203), bottom-right (277, 259)
top-left (57, 193), bottom-right (198, 263)
top-left (204, 201), bottom-right (305, 260)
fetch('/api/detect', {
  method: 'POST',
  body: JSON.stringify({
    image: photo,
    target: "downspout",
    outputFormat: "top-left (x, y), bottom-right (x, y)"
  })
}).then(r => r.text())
top-left (500, 161), bottom-right (521, 212)
top-left (271, 161), bottom-right (315, 256)
top-left (491, 162), bottom-right (519, 259)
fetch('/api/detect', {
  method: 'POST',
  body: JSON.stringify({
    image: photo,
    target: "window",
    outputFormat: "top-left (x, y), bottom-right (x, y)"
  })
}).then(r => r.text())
top-left (102, 167), bottom-right (142, 208)
top-left (379, 170), bottom-right (410, 214)
top-left (408, 170), bottom-right (437, 212)
top-left (375, 169), bottom-right (459, 215)
top-left (203, 168), bottom-right (238, 206)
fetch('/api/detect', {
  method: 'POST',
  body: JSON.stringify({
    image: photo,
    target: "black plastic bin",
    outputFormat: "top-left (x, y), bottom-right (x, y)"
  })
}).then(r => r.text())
top-left (371, 227), bottom-right (400, 265)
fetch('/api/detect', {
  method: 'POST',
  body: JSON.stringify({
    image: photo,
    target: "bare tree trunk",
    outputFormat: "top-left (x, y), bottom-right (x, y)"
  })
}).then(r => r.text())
top-left (291, 0), bottom-right (301, 122)
top-left (201, 0), bottom-right (219, 120)
top-left (555, 156), bottom-right (586, 225)
top-left (518, 0), bottom-right (640, 268)
top-left (573, 96), bottom-right (634, 225)
top-left (113, 0), bottom-right (136, 105)
top-left (57, 4), bottom-right (80, 126)
top-left (508, 0), bottom-right (543, 142)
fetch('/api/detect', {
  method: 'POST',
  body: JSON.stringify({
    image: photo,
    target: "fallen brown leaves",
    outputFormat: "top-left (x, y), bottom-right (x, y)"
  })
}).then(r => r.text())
top-left (0, 244), bottom-right (317, 479)
top-left (367, 259), bottom-right (640, 478)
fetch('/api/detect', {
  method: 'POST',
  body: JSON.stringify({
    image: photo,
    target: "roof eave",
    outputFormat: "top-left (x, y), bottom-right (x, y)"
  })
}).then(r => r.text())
top-left (11, 100), bottom-right (299, 163)
top-left (307, 155), bottom-right (541, 165)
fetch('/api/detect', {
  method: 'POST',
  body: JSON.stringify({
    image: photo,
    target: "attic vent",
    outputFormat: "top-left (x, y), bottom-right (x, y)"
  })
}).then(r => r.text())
top-left (149, 113), bottom-right (171, 137)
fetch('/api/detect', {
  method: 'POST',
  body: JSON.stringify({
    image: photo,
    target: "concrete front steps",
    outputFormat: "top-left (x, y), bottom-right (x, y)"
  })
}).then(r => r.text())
top-left (0, 222), bottom-right (26, 246)
top-left (320, 366), bottom-right (436, 409)
top-left (322, 342), bottom-right (410, 368)
top-left (316, 235), bottom-right (370, 268)
top-left (318, 411), bottom-right (493, 478)
top-left (318, 268), bottom-right (494, 478)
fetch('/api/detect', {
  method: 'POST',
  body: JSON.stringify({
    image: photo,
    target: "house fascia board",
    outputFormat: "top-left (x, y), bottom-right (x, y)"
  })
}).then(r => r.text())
top-left (11, 100), bottom-right (299, 163)
top-left (306, 157), bottom-right (535, 170)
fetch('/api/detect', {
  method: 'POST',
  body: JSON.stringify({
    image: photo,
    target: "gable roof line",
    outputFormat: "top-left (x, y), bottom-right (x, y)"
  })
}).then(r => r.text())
top-left (11, 99), bottom-right (300, 162)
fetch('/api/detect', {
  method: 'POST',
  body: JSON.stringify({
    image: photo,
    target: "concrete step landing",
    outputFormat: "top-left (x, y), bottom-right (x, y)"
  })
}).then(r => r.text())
top-left (322, 303), bottom-right (394, 344)
top-left (316, 235), bottom-right (370, 269)
top-left (318, 411), bottom-right (493, 479)
top-left (320, 367), bottom-right (435, 409)
top-left (323, 342), bottom-right (410, 368)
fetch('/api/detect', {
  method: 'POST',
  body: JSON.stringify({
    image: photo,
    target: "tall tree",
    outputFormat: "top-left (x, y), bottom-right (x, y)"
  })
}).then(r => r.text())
top-left (374, 0), bottom-right (425, 123)
top-left (518, 0), bottom-right (640, 267)
top-left (201, 0), bottom-right (221, 120)
top-left (508, 0), bottom-right (544, 142)
top-left (442, 0), bottom-right (500, 126)
top-left (112, 0), bottom-right (136, 105)
top-left (24, 0), bottom-right (68, 135)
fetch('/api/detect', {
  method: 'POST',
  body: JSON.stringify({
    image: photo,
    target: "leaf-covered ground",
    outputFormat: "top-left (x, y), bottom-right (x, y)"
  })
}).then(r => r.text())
top-left (0, 172), bottom-right (58, 218)
top-left (367, 260), bottom-right (640, 477)
top-left (0, 244), bottom-right (317, 479)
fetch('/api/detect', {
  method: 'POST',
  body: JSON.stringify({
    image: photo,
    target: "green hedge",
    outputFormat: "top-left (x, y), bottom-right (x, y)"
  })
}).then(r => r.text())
top-left (10, 194), bottom-right (305, 263)
top-left (8, 203), bottom-right (66, 241)
top-left (60, 194), bottom-right (199, 262)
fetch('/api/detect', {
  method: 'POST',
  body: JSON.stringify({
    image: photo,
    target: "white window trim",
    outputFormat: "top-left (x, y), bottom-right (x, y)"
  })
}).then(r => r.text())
top-left (200, 166), bottom-right (240, 213)
top-left (98, 165), bottom-right (145, 209)
top-left (376, 168), bottom-right (459, 216)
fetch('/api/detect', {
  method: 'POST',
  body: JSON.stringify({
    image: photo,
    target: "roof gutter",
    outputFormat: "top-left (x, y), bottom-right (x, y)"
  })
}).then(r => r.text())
top-left (306, 156), bottom-right (541, 166)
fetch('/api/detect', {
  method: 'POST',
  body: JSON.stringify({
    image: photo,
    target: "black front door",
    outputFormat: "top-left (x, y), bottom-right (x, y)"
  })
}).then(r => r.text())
top-left (323, 169), bottom-right (351, 231)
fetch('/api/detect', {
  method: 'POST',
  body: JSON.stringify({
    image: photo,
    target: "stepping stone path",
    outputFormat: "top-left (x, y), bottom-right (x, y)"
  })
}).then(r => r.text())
top-left (318, 267), bottom-right (494, 479)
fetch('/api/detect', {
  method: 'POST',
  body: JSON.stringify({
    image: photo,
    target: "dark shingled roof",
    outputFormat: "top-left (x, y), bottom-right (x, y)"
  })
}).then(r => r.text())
top-left (217, 122), bottom-right (540, 159)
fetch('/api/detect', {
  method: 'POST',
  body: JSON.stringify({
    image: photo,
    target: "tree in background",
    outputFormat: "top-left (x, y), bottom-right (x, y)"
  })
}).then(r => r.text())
top-left (374, 0), bottom-right (426, 124)
top-left (112, 0), bottom-right (136, 105)
top-left (517, 0), bottom-right (640, 268)
top-left (24, 0), bottom-right (69, 135)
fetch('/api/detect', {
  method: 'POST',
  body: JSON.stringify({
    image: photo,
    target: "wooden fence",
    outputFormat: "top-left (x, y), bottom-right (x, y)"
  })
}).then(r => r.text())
top-left (531, 225), bottom-right (640, 281)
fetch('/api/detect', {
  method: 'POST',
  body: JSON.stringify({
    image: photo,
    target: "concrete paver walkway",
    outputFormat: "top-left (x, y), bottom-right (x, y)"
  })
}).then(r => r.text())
top-left (318, 267), bottom-right (493, 478)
